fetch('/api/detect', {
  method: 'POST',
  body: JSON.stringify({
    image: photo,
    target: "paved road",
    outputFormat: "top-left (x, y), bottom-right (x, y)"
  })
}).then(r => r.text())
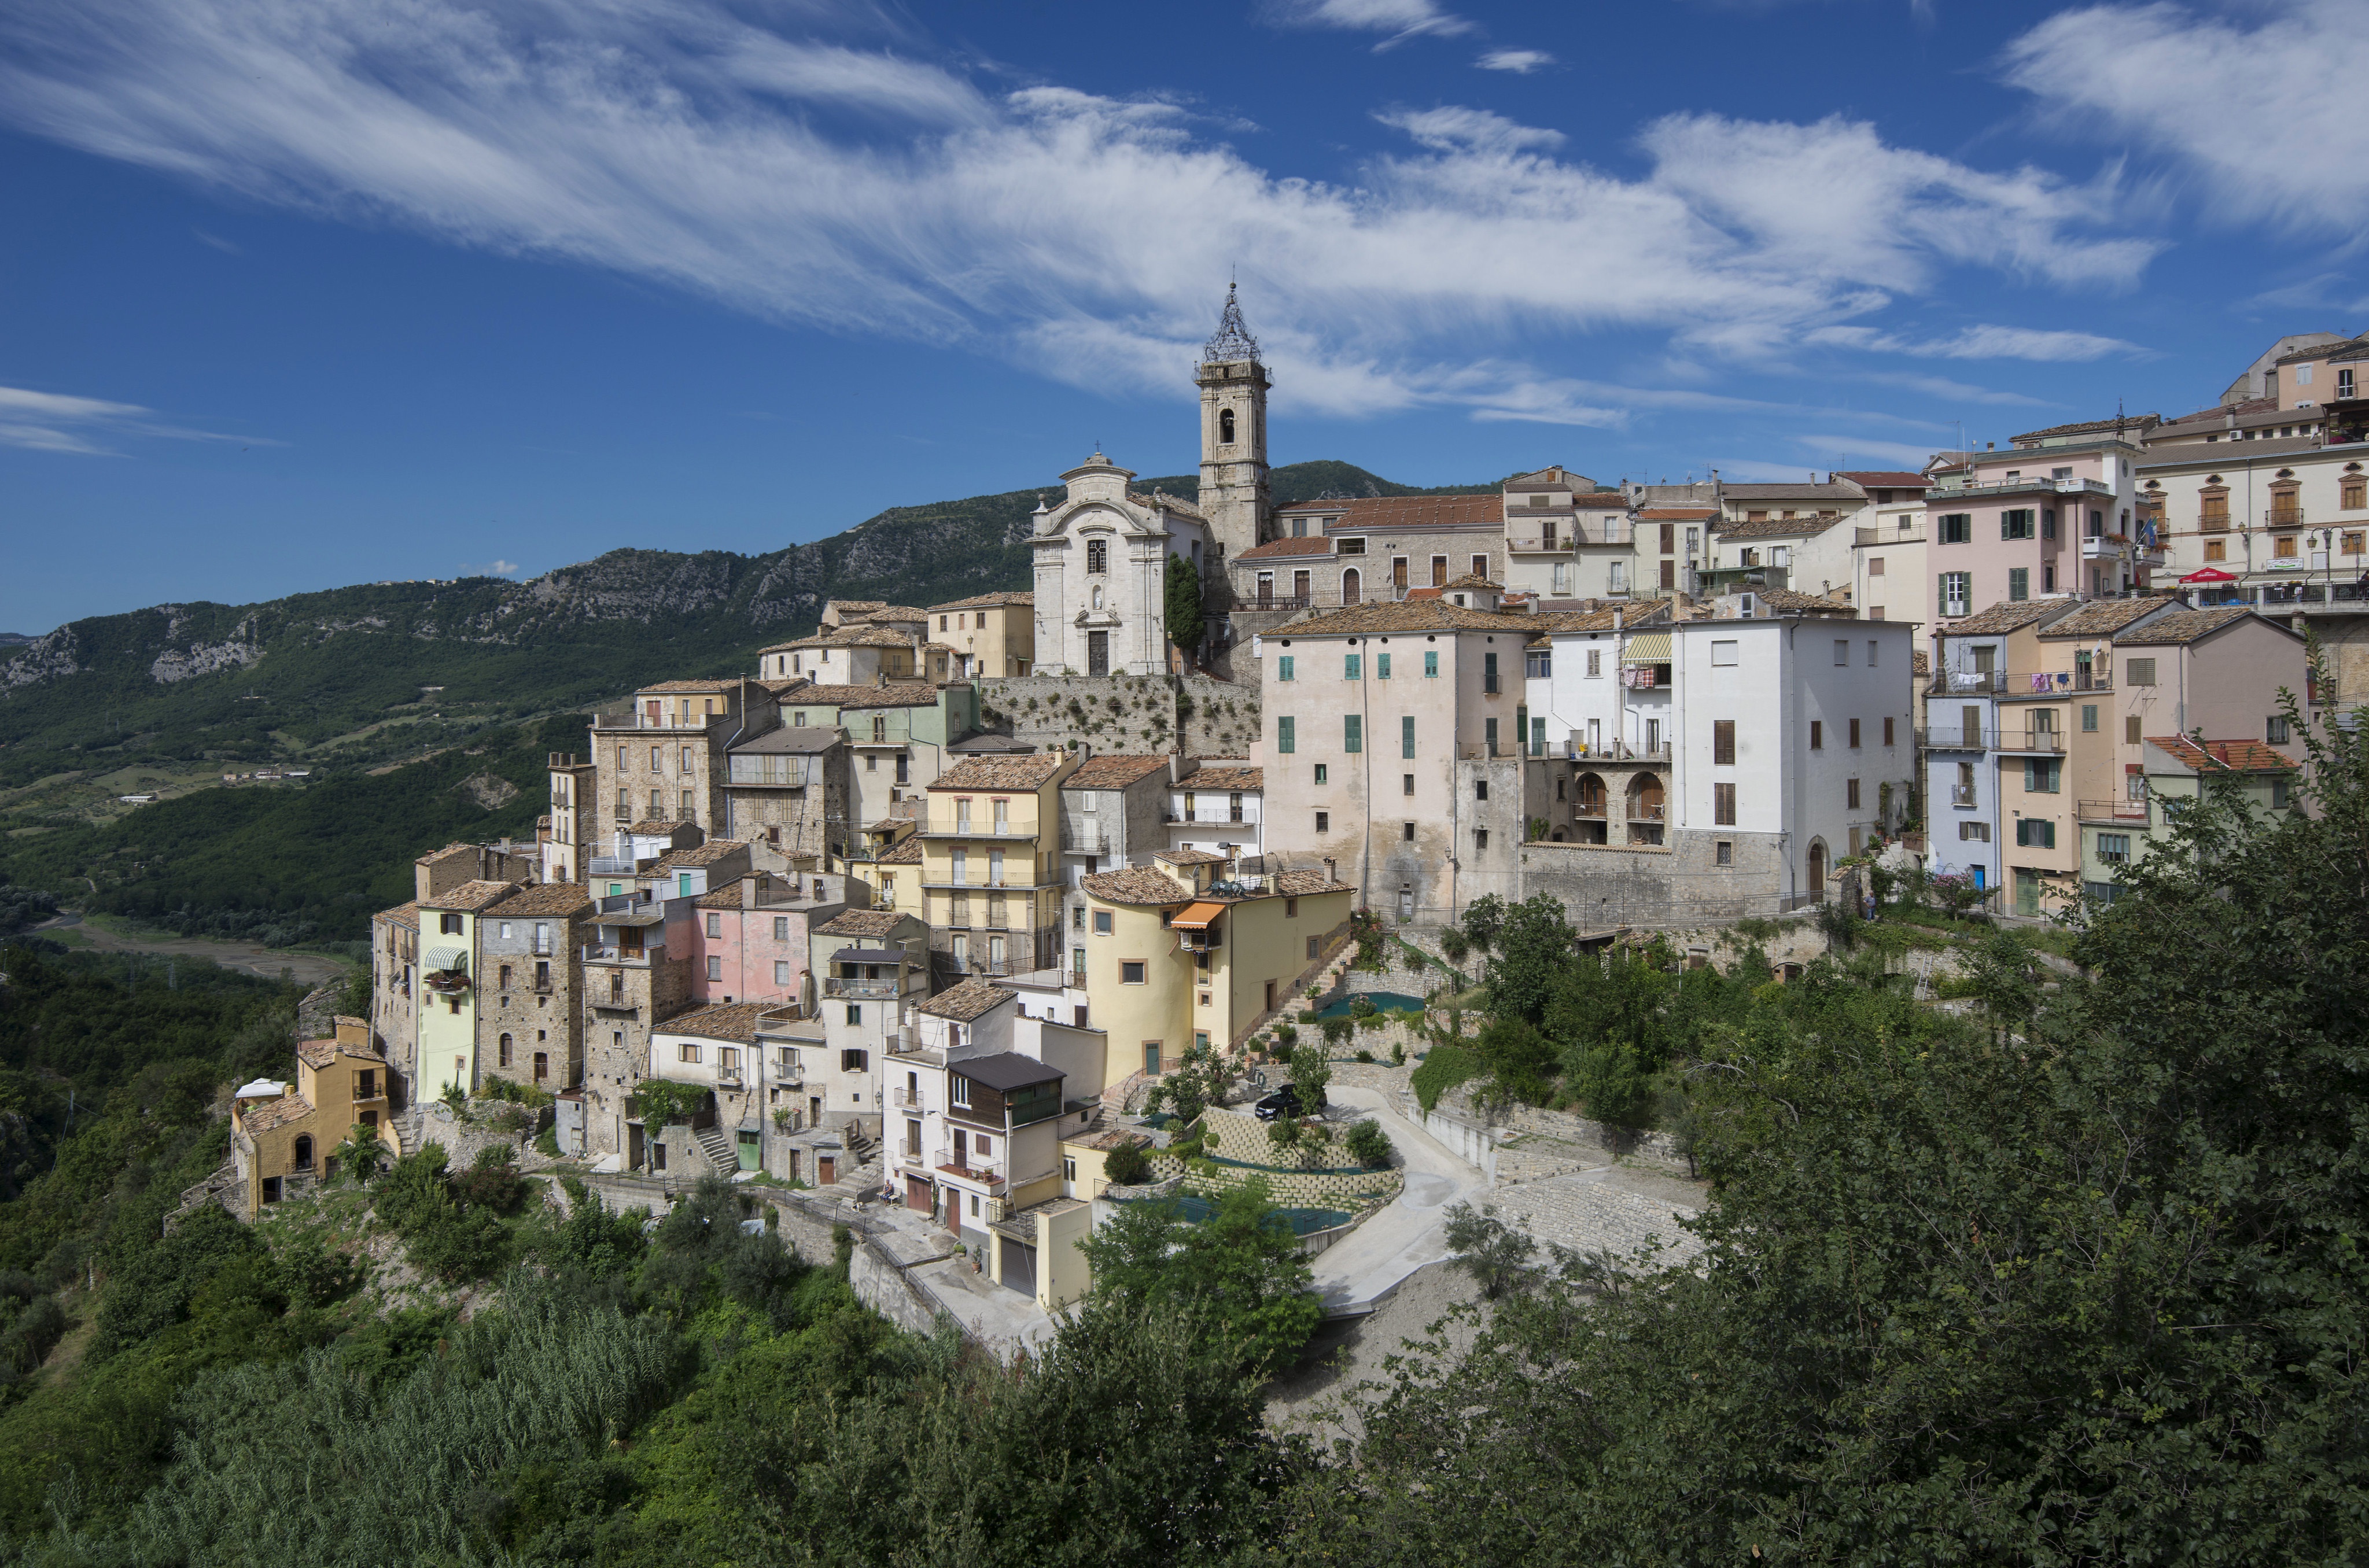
top-left (32, 916), bottom-right (351, 988)
top-left (1307, 1084), bottom-right (1490, 1314)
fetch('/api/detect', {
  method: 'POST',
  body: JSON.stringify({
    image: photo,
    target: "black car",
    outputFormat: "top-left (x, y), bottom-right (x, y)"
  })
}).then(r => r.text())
top-left (1253, 1084), bottom-right (1302, 1121)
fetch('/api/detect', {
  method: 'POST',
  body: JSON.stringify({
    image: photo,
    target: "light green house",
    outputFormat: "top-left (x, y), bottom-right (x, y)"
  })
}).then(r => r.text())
top-left (2080, 735), bottom-right (2298, 902)
top-left (416, 880), bottom-right (520, 1095)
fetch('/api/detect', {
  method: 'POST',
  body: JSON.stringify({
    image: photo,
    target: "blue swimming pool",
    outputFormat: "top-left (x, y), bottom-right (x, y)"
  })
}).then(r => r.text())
top-left (1315, 991), bottom-right (1425, 1020)
top-left (1169, 1193), bottom-right (1351, 1235)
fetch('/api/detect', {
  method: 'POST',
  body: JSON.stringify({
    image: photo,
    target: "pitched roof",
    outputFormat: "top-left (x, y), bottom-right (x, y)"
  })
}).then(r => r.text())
top-left (1443, 573), bottom-right (1502, 590)
top-left (1281, 599), bottom-right (1532, 636)
top-left (854, 605), bottom-right (931, 622)
top-left (1237, 536), bottom-right (1335, 560)
top-left (1717, 515), bottom-right (1843, 539)
top-left (637, 678), bottom-right (740, 694)
top-left (493, 882), bottom-right (595, 918)
top-left (375, 901), bottom-right (421, 930)
top-left (238, 1091), bottom-right (316, 1135)
top-left (1637, 506), bottom-right (1715, 519)
top-left (1157, 848), bottom-right (1229, 866)
top-left (776, 684), bottom-right (945, 709)
top-left (1272, 869), bottom-right (1357, 897)
top-left (918, 976), bottom-right (1015, 1022)
top-left (2011, 414), bottom-right (2161, 442)
top-left (947, 1050), bottom-right (1061, 1090)
top-left (1719, 482), bottom-right (1862, 500)
top-left (694, 881), bottom-right (749, 910)
top-left (2273, 335), bottom-right (2369, 367)
top-left (877, 838), bottom-right (923, 865)
top-left (651, 840), bottom-right (746, 871)
top-left (1941, 600), bottom-right (2076, 635)
top-left (1183, 765), bottom-right (1262, 791)
top-left (627, 818), bottom-right (692, 835)
top-left (929, 590), bottom-right (1034, 611)
top-left (731, 725), bottom-right (842, 755)
top-left (1081, 866), bottom-right (1192, 905)
top-left (1276, 494), bottom-right (1502, 529)
top-left (2114, 606), bottom-right (2265, 645)
top-left (929, 754), bottom-right (1069, 791)
top-left (817, 908), bottom-right (909, 939)
top-left (1749, 586), bottom-right (1857, 617)
top-left (297, 1038), bottom-right (384, 1068)
top-left (947, 732), bottom-right (1036, 753)
top-left (1530, 600), bottom-right (1675, 634)
top-left (1063, 754), bottom-right (1169, 790)
top-left (656, 1002), bottom-right (772, 1042)
top-left (1832, 470), bottom-right (1933, 488)
top-left (2035, 597), bottom-right (2173, 637)
top-left (418, 879), bottom-right (520, 913)
top-left (2160, 398), bottom-right (2275, 427)
top-left (827, 600), bottom-right (887, 615)
top-left (415, 843), bottom-right (478, 868)
top-left (2149, 736), bottom-right (2295, 772)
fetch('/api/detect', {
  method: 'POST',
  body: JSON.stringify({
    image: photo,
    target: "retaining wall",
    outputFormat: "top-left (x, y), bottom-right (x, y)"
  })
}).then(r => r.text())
top-left (975, 673), bottom-right (1260, 759)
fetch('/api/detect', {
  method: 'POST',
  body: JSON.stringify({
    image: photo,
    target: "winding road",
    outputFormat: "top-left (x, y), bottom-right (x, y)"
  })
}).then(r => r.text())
top-left (1307, 1084), bottom-right (1489, 1314)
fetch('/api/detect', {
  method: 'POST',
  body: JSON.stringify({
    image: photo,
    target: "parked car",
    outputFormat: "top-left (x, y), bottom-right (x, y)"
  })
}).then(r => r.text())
top-left (1253, 1084), bottom-right (1302, 1121)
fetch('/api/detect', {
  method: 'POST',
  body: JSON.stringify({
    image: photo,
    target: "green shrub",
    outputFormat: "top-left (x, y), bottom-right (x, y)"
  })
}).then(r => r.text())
top-left (1410, 1043), bottom-right (1483, 1112)
top-left (1354, 1049), bottom-right (1375, 1063)
top-left (1343, 1120), bottom-right (1394, 1169)
top-left (1102, 1141), bottom-right (1153, 1187)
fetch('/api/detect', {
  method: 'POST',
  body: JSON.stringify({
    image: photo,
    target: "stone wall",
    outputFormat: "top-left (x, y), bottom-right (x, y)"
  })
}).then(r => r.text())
top-left (1517, 829), bottom-right (1801, 930)
top-left (977, 673), bottom-right (1261, 759)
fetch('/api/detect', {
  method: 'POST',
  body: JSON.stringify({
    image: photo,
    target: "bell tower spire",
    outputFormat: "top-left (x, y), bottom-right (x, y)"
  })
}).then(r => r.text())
top-left (1196, 283), bottom-right (1272, 560)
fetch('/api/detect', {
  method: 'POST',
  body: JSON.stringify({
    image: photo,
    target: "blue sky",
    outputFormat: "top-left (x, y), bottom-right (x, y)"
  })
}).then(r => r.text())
top-left (4, 0), bottom-right (2366, 632)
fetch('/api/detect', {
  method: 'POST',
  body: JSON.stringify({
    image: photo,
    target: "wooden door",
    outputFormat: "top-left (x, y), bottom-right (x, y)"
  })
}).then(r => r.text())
top-left (818, 1154), bottom-right (836, 1186)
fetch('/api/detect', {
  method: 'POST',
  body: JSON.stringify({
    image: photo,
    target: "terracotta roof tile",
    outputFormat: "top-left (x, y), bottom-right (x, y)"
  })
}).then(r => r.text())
top-left (1832, 470), bottom-right (1933, 488)
top-left (418, 879), bottom-right (520, 914)
top-left (1157, 848), bottom-right (1228, 866)
top-left (1530, 601), bottom-right (1675, 634)
top-left (1183, 765), bottom-right (1262, 791)
top-left (929, 590), bottom-right (1035, 611)
top-left (855, 605), bottom-right (931, 622)
top-left (1237, 536), bottom-right (1334, 560)
top-left (2035, 597), bottom-right (2174, 637)
top-left (1940, 600), bottom-right (2077, 635)
top-left (414, 843), bottom-right (477, 867)
top-left (1081, 866), bottom-right (1193, 905)
top-left (1749, 586), bottom-right (1857, 616)
top-left (1716, 515), bottom-right (1842, 540)
top-left (694, 882), bottom-right (748, 910)
top-left (776, 684), bottom-right (944, 708)
top-left (827, 600), bottom-right (886, 615)
top-left (1278, 599), bottom-right (1532, 636)
top-left (650, 840), bottom-right (746, 870)
top-left (493, 883), bottom-right (595, 918)
top-left (2011, 414), bottom-right (2161, 442)
top-left (918, 976), bottom-right (1015, 1022)
top-left (817, 908), bottom-right (909, 939)
top-left (1063, 754), bottom-right (1169, 790)
top-left (637, 679), bottom-right (742, 694)
top-left (628, 818), bottom-right (692, 834)
top-left (2115, 606), bottom-right (2266, 645)
top-left (297, 1038), bottom-right (385, 1068)
top-left (877, 839), bottom-right (924, 865)
top-left (1443, 573), bottom-right (1502, 590)
top-left (654, 1001), bottom-right (773, 1042)
top-left (1271, 870), bottom-right (1356, 897)
top-left (375, 901), bottom-right (421, 929)
top-left (1276, 494), bottom-right (1503, 529)
top-left (1637, 506), bottom-right (1716, 519)
top-left (930, 754), bottom-right (1069, 791)
top-left (2149, 736), bottom-right (2294, 772)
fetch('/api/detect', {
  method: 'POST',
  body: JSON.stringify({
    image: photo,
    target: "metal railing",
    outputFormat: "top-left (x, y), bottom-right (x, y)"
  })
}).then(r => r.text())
top-left (892, 1088), bottom-right (924, 1109)
top-left (1572, 801), bottom-right (1608, 818)
top-left (823, 976), bottom-right (905, 998)
top-left (1921, 726), bottom-right (1994, 749)
top-left (588, 857), bottom-right (641, 876)
top-left (2079, 799), bottom-right (2152, 824)
top-left (1930, 670), bottom-right (2008, 695)
top-left (1855, 526), bottom-right (1927, 547)
top-left (935, 1150), bottom-right (1005, 1186)
top-left (727, 758), bottom-right (809, 787)
top-left (1561, 743), bottom-right (1671, 763)
top-left (1062, 827), bottom-right (1110, 853)
top-left (2000, 730), bottom-right (2066, 754)
top-left (1950, 784), bottom-right (1977, 807)
top-left (583, 944), bottom-right (654, 964)
top-left (921, 821), bottom-right (1034, 838)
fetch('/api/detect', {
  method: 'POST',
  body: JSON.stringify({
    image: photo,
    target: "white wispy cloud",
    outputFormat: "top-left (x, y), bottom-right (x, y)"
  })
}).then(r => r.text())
top-left (1475, 48), bottom-right (1554, 73)
top-left (1267, 0), bottom-right (1474, 47)
top-left (460, 559), bottom-right (521, 577)
top-left (0, 384), bottom-right (259, 455)
top-left (191, 226), bottom-right (241, 254)
top-left (1792, 433), bottom-right (1954, 468)
top-left (1808, 323), bottom-right (2142, 361)
top-left (0, 1), bottom-right (2163, 428)
top-left (1857, 370), bottom-right (2053, 407)
top-left (2003, 1), bottom-right (2369, 234)
top-left (2239, 272), bottom-right (2369, 317)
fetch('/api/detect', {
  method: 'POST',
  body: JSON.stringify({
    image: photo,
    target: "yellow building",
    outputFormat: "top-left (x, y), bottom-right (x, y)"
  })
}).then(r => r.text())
top-left (1079, 853), bottom-right (1355, 1086)
top-left (920, 750), bottom-right (1078, 979)
top-left (928, 591), bottom-right (1036, 679)
top-left (418, 878), bottom-right (519, 1095)
top-left (230, 1016), bottom-right (401, 1219)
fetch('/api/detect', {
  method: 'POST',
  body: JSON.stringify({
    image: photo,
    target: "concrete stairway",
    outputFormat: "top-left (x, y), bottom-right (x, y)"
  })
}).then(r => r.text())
top-left (694, 1124), bottom-right (738, 1175)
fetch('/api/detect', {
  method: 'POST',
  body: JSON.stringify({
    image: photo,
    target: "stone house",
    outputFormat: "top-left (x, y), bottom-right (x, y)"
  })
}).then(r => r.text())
top-left (589, 678), bottom-right (779, 843)
top-left (540, 752), bottom-right (601, 884)
top-left (721, 726), bottom-right (847, 859)
top-left (474, 881), bottom-right (593, 1094)
top-left (644, 1001), bottom-right (772, 1178)
top-left (368, 900), bottom-right (420, 1105)
top-left (575, 891), bottom-right (695, 1163)
top-left (230, 1017), bottom-right (399, 1218)
top-left (684, 870), bottom-right (857, 1010)
top-left (1166, 763), bottom-right (1263, 866)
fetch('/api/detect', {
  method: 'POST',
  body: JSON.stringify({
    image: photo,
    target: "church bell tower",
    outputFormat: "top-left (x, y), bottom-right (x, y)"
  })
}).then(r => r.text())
top-left (1195, 285), bottom-right (1272, 559)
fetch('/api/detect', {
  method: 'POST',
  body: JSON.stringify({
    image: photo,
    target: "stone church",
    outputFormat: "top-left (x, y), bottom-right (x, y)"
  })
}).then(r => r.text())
top-left (1030, 288), bottom-right (1273, 675)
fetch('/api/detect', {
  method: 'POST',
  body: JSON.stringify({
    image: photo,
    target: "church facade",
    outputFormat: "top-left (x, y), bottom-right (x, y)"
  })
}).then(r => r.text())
top-left (1030, 289), bottom-right (1272, 676)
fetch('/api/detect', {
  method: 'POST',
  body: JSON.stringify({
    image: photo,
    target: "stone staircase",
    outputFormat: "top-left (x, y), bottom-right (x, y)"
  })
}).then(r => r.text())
top-left (694, 1124), bottom-right (737, 1175)
top-left (167, 1158), bottom-right (245, 1230)
top-left (392, 1107), bottom-right (427, 1157)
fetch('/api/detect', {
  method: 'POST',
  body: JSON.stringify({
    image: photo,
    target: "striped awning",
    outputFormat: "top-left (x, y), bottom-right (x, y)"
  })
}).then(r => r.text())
top-left (1170, 901), bottom-right (1227, 931)
top-left (1621, 632), bottom-right (1672, 663)
top-left (424, 946), bottom-right (467, 972)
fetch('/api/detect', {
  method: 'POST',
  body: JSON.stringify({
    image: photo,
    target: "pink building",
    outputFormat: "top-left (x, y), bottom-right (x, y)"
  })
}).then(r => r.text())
top-left (1928, 429), bottom-right (2154, 623)
top-left (684, 872), bottom-right (865, 1008)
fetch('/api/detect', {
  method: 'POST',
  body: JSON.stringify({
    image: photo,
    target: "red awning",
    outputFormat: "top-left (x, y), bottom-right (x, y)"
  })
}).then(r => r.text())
top-left (2179, 567), bottom-right (2237, 583)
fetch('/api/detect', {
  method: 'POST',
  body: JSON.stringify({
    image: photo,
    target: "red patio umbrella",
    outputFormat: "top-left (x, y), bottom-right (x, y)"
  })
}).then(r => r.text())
top-left (2178, 567), bottom-right (2237, 583)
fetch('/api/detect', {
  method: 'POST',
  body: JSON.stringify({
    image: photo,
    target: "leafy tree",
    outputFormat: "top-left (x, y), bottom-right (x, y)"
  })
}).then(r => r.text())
top-left (331, 1121), bottom-right (390, 1185)
top-left (1287, 1042), bottom-right (1331, 1108)
top-left (1478, 892), bottom-right (1577, 1024)
top-left (1164, 552), bottom-right (1205, 652)
top-left (451, 1143), bottom-right (530, 1215)
top-left (1440, 1201), bottom-right (1537, 1298)
top-left (1460, 894), bottom-right (1508, 955)
top-left (1438, 924), bottom-right (1472, 977)
top-left (1100, 1139), bottom-right (1152, 1187)
top-left (1563, 1037), bottom-right (1652, 1126)
top-left (1473, 1015), bottom-right (1558, 1104)
top-left (1343, 1119), bottom-right (1394, 1169)
top-left (1080, 1178), bottom-right (1321, 1373)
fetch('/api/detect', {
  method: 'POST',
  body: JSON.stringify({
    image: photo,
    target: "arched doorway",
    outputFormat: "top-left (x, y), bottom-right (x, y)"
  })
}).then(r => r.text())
top-left (1626, 774), bottom-right (1666, 846)
top-left (1573, 773), bottom-right (1608, 844)
top-left (1807, 839), bottom-right (1829, 902)
top-left (1342, 568), bottom-right (1362, 606)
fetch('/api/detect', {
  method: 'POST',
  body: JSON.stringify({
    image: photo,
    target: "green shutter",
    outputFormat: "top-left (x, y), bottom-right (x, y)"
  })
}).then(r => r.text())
top-left (1377, 653), bottom-right (1391, 679)
top-left (1402, 716), bottom-right (1416, 758)
top-left (1277, 716), bottom-right (1295, 754)
top-left (1344, 715), bottom-right (1362, 753)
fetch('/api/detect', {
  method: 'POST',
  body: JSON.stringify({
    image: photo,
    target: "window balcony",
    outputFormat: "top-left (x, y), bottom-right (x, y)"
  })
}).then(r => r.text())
top-left (892, 1087), bottom-right (925, 1109)
top-left (1921, 726), bottom-right (1995, 750)
top-left (1951, 784), bottom-right (1978, 808)
top-left (919, 821), bottom-right (1035, 839)
top-left (2079, 799), bottom-right (2152, 825)
top-left (823, 976), bottom-right (907, 998)
top-left (1062, 827), bottom-right (1111, 854)
top-left (935, 1150), bottom-right (1005, 1188)
top-left (1999, 731), bottom-right (2066, 755)
top-left (583, 944), bottom-right (655, 966)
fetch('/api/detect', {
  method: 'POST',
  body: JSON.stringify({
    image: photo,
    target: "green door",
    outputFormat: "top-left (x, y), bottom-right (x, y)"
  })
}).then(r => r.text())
top-left (737, 1130), bottom-right (761, 1172)
top-left (2014, 868), bottom-right (2040, 918)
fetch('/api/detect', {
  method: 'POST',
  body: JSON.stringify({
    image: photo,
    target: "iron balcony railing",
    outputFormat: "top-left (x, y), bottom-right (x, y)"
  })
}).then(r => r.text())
top-left (1951, 784), bottom-right (1978, 807)
top-left (823, 976), bottom-right (906, 998)
top-left (2079, 798), bottom-right (2153, 824)
top-left (935, 1149), bottom-right (1005, 1187)
top-left (920, 821), bottom-right (1034, 838)
top-left (1999, 730), bottom-right (2067, 754)
top-left (1062, 827), bottom-right (1111, 853)
top-left (1921, 726), bottom-right (1994, 750)
top-left (583, 944), bottom-right (654, 965)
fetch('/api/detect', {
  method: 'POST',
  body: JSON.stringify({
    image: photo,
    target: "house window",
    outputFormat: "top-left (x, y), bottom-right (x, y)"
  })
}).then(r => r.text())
top-left (2008, 567), bottom-right (2030, 602)
top-left (2272, 777), bottom-right (2292, 810)
top-left (1121, 961), bottom-right (1146, 984)
top-left (1313, 763), bottom-right (1328, 784)
top-left (1847, 778), bottom-right (1860, 809)
top-left (1093, 910), bottom-right (1112, 934)
top-left (1315, 810), bottom-right (1330, 833)
top-left (1344, 655), bottom-right (1361, 680)
top-left (1712, 720), bottom-right (1736, 765)
top-left (1086, 538), bottom-right (1107, 574)
top-left (2081, 705), bottom-right (2098, 732)
top-left (706, 956), bottom-right (723, 982)
top-left (1474, 778), bottom-right (1489, 802)
top-left (2343, 478), bottom-right (2366, 510)
top-left (1961, 821), bottom-right (1991, 843)
top-left (1715, 840), bottom-right (1733, 866)
top-left (1848, 718), bottom-right (1861, 748)
top-left (1483, 652), bottom-right (1499, 692)
top-left (1711, 640), bottom-right (1738, 666)
top-left (1884, 717), bottom-right (1895, 746)
top-left (1937, 513), bottom-right (1972, 544)
top-left (1474, 828), bottom-right (1490, 851)
top-left (775, 960), bottom-right (793, 985)
top-left (1344, 715), bottom-right (1362, 753)
top-left (1714, 783), bottom-right (1736, 826)
top-left (679, 1042), bottom-right (702, 1063)
top-left (1377, 653), bottom-right (1391, 679)
top-left (1278, 655), bottom-right (1295, 681)
top-left (2125, 658), bottom-right (2157, 686)
top-left (1424, 651), bottom-right (1439, 678)
top-left (2097, 833), bottom-right (2130, 864)
top-left (1402, 717), bottom-right (1416, 758)
top-left (499, 1033), bottom-right (513, 1067)
top-left (2026, 758), bottom-right (2062, 793)
top-left (845, 1003), bottom-right (862, 1025)
top-left (2016, 818), bottom-right (2057, 849)
top-left (841, 1049), bottom-right (867, 1072)
top-left (1338, 537), bottom-right (1366, 556)
top-left (440, 913), bottom-right (463, 936)
top-left (1834, 640), bottom-right (1849, 666)
top-left (1404, 773), bottom-right (1415, 795)
top-left (1939, 572), bottom-right (1972, 617)
top-left (2002, 510), bottom-right (2035, 540)
top-left (1810, 721), bottom-right (1823, 750)
top-left (2267, 715), bottom-right (2291, 744)
top-left (1277, 716), bottom-right (1295, 754)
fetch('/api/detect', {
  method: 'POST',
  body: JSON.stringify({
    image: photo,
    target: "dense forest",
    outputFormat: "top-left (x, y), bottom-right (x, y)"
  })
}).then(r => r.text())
top-left (0, 698), bottom-right (2359, 1563)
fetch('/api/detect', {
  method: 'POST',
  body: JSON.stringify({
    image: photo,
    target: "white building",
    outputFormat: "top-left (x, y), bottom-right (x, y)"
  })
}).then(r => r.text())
top-left (1167, 763), bottom-right (1263, 863)
top-left (1029, 451), bottom-right (1211, 676)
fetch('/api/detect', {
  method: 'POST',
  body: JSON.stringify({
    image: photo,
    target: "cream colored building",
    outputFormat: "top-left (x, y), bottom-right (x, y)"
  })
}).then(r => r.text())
top-left (1078, 853), bottom-right (1353, 1085)
top-left (920, 750), bottom-right (1079, 981)
top-left (929, 592), bottom-right (1035, 678)
top-left (230, 1017), bottom-right (400, 1219)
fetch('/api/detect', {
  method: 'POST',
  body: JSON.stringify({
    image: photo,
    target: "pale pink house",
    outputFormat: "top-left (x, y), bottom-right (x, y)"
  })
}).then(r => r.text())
top-left (1926, 429), bottom-right (2154, 623)
top-left (684, 872), bottom-right (866, 1009)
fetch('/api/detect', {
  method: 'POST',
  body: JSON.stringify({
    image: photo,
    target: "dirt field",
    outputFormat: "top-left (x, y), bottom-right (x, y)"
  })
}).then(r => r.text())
top-left (34, 914), bottom-right (352, 988)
